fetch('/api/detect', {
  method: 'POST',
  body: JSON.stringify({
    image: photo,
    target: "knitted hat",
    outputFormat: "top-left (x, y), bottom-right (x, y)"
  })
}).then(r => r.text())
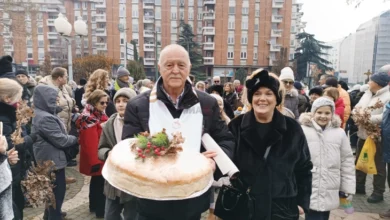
top-left (309, 87), bottom-right (323, 96)
top-left (246, 69), bottom-right (281, 105)
top-left (0, 55), bottom-right (13, 76)
top-left (80, 78), bottom-right (87, 86)
top-left (370, 72), bottom-right (390, 87)
top-left (117, 67), bottom-right (130, 78)
top-left (15, 69), bottom-right (28, 77)
top-left (279, 67), bottom-right (295, 82)
top-left (325, 77), bottom-right (338, 88)
top-left (311, 97), bottom-right (335, 114)
top-left (113, 88), bottom-right (137, 102)
top-left (293, 81), bottom-right (303, 90)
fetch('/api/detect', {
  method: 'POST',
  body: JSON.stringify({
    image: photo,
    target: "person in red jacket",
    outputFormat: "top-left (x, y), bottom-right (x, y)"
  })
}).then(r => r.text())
top-left (76, 89), bottom-right (109, 218)
top-left (324, 87), bottom-right (345, 128)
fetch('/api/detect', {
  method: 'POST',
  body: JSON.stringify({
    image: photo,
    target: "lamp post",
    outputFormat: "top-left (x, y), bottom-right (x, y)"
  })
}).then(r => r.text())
top-left (54, 13), bottom-right (88, 82)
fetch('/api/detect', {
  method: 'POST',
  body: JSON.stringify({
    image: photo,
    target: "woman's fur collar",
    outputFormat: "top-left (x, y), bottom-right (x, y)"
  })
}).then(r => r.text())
top-left (299, 112), bottom-right (341, 128)
top-left (286, 89), bottom-right (298, 98)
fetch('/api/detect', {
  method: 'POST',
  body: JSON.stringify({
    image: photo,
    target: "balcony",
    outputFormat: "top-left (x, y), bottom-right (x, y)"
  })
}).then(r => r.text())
top-left (202, 27), bottom-right (215, 35)
top-left (143, 16), bottom-right (154, 23)
top-left (96, 1), bottom-right (106, 8)
top-left (203, 12), bottom-right (215, 20)
top-left (47, 32), bottom-right (58, 39)
top-left (144, 59), bottom-right (154, 66)
top-left (143, 2), bottom-right (154, 9)
top-left (3, 45), bottom-right (13, 51)
top-left (144, 43), bottom-right (155, 52)
top-left (271, 29), bottom-right (282, 37)
top-left (47, 19), bottom-right (55, 26)
top-left (144, 30), bottom-right (154, 38)
top-left (96, 27), bottom-right (106, 32)
top-left (96, 29), bottom-right (107, 36)
top-left (270, 44), bottom-right (282, 52)
top-left (96, 43), bottom-right (107, 50)
top-left (204, 57), bottom-right (214, 65)
top-left (203, 42), bottom-right (214, 50)
top-left (96, 15), bottom-right (106, 22)
top-left (272, 15), bottom-right (283, 23)
top-left (204, 0), bottom-right (216, 5)
top-left (272, 0), bottom-right (284, 8)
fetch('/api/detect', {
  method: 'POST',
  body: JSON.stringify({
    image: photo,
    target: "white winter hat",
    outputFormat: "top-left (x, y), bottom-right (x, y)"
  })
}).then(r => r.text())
top-left (279, 67), bottom-right (295, 81)
top-left (311, 97), bottom-right (335, 114)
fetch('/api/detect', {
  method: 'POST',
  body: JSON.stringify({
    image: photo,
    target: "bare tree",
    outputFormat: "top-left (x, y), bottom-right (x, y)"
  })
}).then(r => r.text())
top-left (39, 55), bottom-right (52, 76)
top-left (271, 47), bottom-right (289, 76)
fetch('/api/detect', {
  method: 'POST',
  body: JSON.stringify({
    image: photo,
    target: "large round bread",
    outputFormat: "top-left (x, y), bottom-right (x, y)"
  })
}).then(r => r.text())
top-left (103, 138), bottom-right (213, 199)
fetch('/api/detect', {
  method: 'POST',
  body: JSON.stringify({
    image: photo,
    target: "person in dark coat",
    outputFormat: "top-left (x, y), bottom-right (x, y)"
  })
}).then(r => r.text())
top-left (32, 85), bottom-right (79, 220)
top-left (75, 78), bottom-right (87, 110)
top-left (0, 78), bottom-right (35, 220)
top-left (228, 69), bottom-right (313, 220)
top-left (208, 84), bottom-right (235, 119)
top-left (122, 44), bottom-right (235, 220)
top-left (0, 55), bottom-right (15, 79)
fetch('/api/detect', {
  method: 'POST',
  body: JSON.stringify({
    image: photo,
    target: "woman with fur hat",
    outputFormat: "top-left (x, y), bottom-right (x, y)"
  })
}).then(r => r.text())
top-left (227, 69), bottom-right (313, 219)
top-left (299, 97), bottom-right (355, 219)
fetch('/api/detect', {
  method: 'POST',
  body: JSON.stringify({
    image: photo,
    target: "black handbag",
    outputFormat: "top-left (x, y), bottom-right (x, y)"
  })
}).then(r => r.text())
top-left (214, 127), bottom-right (272, 220)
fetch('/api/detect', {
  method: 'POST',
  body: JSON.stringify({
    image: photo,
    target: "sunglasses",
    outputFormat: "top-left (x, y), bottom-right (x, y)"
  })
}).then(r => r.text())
top-left (283, 81), bottom-right (294, 85)
top-left (100, 101), bottom-right (109, 106)
top-left (214, 81), bottom-right (220, 83)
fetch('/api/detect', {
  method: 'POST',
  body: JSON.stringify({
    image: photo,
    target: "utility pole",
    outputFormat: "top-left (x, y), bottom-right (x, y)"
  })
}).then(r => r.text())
top-left (154, 31), bottom-right (158, 80)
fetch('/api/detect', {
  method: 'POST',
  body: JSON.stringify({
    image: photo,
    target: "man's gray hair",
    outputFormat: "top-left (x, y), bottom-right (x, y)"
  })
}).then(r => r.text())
top-left (158, 44), bottom-right (190, 65)
top-left (142, 79), bottom-right (151, 86)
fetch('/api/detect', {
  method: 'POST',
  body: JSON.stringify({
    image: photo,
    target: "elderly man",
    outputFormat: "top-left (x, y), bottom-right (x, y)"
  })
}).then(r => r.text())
top-left (212, 76), bottom-right (221, 85)
top-left (354, 72), bottom-right (390, 204)
top-left (122, 44), bottom-right (235, 220)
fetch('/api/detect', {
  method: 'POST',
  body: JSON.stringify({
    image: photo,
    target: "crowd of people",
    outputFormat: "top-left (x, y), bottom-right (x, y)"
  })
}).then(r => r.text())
top-left (0, 44), bottom-right (389, 220)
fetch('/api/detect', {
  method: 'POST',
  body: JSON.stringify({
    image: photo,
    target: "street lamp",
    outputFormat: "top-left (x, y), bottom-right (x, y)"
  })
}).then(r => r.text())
top-left (54, 13), bottom-right (88, 82)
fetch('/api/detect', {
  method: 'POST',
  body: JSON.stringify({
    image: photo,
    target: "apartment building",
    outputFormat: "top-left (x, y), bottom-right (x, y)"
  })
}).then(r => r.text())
top-left (339, 33), bottom-right (356, 83)
top-left (0, 0), bottom-right (295, 78)
top-left (289, 0), bottom-right (305, 60)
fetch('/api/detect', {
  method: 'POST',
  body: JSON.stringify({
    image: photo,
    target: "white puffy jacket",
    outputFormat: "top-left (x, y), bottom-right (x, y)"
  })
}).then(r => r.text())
top-left (354, 85), bottom-right (390, 140)
top-left (300, 113), bottom-right (355, 212)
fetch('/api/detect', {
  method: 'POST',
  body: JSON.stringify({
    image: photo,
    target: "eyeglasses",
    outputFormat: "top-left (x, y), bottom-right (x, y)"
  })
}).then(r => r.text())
top-left (100, 101), bottom-right (109, 106)
top-left (283, 81), bottom-right (294, 85)
top-left (214, 81), bottom-right (220, 83)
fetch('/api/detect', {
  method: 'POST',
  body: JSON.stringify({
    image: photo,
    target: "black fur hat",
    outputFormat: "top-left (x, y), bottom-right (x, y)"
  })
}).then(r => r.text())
top-left (246, 69), bottom-right (282, 105)
top-left (0, 55), bottom-right (13, 76)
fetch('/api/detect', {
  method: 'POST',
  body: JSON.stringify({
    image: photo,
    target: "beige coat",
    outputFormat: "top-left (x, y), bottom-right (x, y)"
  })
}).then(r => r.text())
top-left (39, 76), bottom-right (75, 132)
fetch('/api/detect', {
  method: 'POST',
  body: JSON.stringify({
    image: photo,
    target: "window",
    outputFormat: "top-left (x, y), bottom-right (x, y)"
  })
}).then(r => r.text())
top-left (241, 36), bottom-right (248, 44)
top-left (255, 10), bottom-right (260, 17)
top-left (227, 51), bottom-right (234, 59)
top-left (38, 40), bottom-right (44, 47)
top-left (38, 27), bottom-right (43, 34)
top-left (189, 12), bottom-right (193, 20)
top-left (121, 52), bottom-right (125, 59)
top-left (27, 53), bottom-right (33, 59)
top-left (37, 13), bottom-right (43, 20)
top-left (242, 7), bottom-right (249, 15)
top-left (74, 3), bottom-right (80, 9)
top-left (180, 11), bottom-right (184, 20)
top-left (171, 12), bottom-right (176, 19)
top-left (27, 40), bottom-right (32, 46)
top-left (133, 23), bottom-right (139, 32)
top-left (171, 0), bottom-right (177, 5)
top-left (39, 52), bottom-right (44, 59)
top-left (227, 36), bottom-right (234, 44)
top-left (156, 10), bottom-right (161, 19)
top-left (155, 0), bottom-right (161, 5)
top-left (83, 15), bottom-right (88, 21)
top-left (254, 52), bottom-right (258, 59)
top-left (188, 0), bottom-right (194, 6)
top-left (228, 21), bottom-right (235, 29)
top-left (83, 2), bottom-right (88, 9)
top-left (229, 7), bottom-right (235, 14)
top-left (121, 38), bottom-right (124, 45)
top-left (91, 3), bottom-right (95, 9)
top-left (156, 26), bottom-right (161, 33)
top-left (132, 10), bottom-right (138, 18)
top-left (242, 21), bottom-right (248, 30)
top-left (132, 0), bottom-right (138, 2)
top-left (240, 52), bottom-right (247, 59)
top-left (197, 12), bottom-right (202, 20)
top-left (255, 24), bottom-right (259, 31)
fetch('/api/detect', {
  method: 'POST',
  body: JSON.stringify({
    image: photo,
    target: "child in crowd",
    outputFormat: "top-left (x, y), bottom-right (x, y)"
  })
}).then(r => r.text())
top-left (210, 94), bottom-right (230, 124)
top-left (324, 87), bottom-right (345, 128)
top-left (299, 97), bottom-right (355, 220)
top-left (98, 88), bottom-right (137, 220)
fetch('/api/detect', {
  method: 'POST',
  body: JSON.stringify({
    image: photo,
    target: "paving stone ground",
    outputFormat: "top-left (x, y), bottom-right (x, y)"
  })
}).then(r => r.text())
top-left (23, 166), bottom-right (390, 220)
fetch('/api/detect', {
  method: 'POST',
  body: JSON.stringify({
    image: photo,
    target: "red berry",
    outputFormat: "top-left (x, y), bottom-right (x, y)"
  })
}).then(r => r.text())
top-left (141, 155), bottom-right (146, 158)
top-left (147, 145), bottom-right (151, 149)
top-left (145, 149), bottom-right (150, 153)
top-left (147, 142), bottom-right (151, 145)
top-left (137, 149), bottom-right (142, 152)
top-left (156, 152), bottom-right (161, 156)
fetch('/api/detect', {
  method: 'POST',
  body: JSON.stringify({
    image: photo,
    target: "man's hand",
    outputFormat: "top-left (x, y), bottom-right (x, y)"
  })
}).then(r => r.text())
top-left (7, 148), bottom-right (19, 165)
top-left (298, 206), bottom-right (304, 215)
top-left (202, 150), bottom-right (217, 171)
top-left (0, 136), bottom-right (7, 154)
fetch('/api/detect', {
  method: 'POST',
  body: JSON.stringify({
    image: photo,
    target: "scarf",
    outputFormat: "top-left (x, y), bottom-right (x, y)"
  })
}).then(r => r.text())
top-left (113, 115), bottom-right (124, 143)
top-left (76, 104), bottom-right (107, 131)
top-left (114, 79), bottom-right (134, 91)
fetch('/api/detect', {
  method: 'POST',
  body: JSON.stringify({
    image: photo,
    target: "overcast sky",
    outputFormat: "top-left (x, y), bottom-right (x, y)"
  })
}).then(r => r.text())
top-left (300, 0), bottom-right (390, 43)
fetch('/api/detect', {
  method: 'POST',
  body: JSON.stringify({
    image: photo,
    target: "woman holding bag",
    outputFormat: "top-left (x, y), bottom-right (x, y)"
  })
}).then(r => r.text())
top-left (224, 69), bottom-right (313, 220)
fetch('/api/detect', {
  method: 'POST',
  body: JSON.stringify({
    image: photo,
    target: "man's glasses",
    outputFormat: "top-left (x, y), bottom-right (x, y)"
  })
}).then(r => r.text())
top-left (283, 81), bottom-right (294, 85)
top-left (100, 101), bottom-right (109, 106)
